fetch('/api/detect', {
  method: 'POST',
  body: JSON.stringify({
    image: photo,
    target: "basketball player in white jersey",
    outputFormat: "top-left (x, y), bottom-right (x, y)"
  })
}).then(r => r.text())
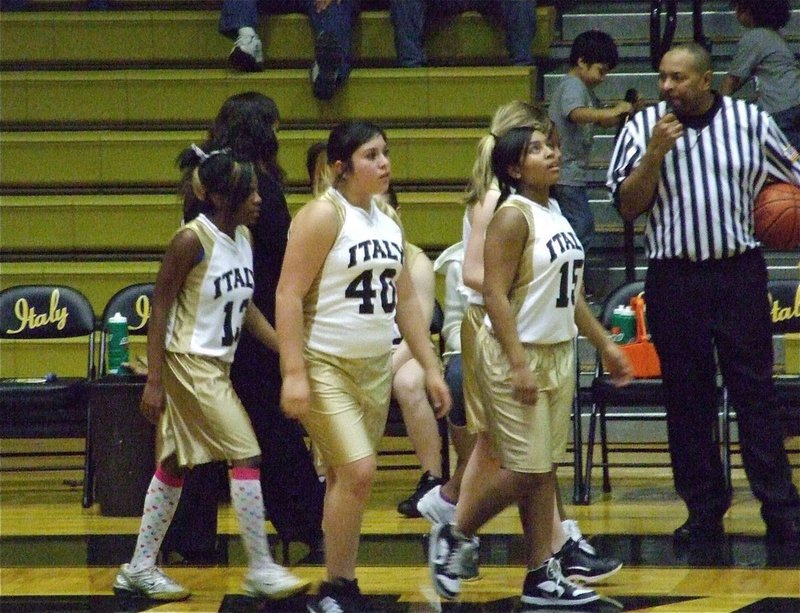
top-left (276, 121), bottom-right (451, 613)
top-left (429, 117), bottom-right (632, 608)
top-left (114, 147), bottom-right (309, 602)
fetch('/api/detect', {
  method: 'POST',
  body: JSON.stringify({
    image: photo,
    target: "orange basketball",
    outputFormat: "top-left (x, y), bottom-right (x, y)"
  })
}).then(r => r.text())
top-left (753, 182), bottom-right (800, 250)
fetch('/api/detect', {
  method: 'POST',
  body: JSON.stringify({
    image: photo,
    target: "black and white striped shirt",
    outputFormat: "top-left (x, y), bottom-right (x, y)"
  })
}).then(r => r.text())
top-left (607, 96), bottom-right (800, 261)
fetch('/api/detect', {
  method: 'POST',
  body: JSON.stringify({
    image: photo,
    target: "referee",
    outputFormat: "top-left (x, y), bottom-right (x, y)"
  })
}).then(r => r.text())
top-left (607, 42), bottom-right (800, 544)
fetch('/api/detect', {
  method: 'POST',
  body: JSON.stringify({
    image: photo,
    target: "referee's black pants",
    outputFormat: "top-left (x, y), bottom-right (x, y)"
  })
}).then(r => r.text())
top-left (645, 249), bottom-right (800, 528)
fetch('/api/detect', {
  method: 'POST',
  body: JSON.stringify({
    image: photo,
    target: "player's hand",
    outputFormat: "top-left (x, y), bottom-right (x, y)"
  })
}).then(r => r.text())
top-left (510, 363), bottom-right (538, 406)
top-left (425, 367), bottom-right (452, 419)
top-left (280, 372), bottom-right (313, 420)
top-left (140, 380), bottom-right (165, 425)
top-left (601, 342), bottom-right (634, 387)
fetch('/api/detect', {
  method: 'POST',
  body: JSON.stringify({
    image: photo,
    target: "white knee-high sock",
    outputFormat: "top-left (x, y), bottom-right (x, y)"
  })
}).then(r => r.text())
top-left (129, 466), bottom-right (184, 572)
top-left (230, 466), bottom-right (272, 571)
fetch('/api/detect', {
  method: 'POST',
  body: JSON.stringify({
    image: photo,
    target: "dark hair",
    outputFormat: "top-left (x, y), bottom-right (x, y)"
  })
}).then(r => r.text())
top-left (209, 91), bottom-right (283, 183)
top-left (184, 92), bottom-right (280, 221)
top-left (491, 126), bottom-right (537, 208)
top-left (327, 120), bottom-right (388, 177)
top-left (731, 0), bottom-right (791, 29)
top-left (178, 145), bottom-right (255, 215)
top-left (569, 30), bottom-right (619, 69)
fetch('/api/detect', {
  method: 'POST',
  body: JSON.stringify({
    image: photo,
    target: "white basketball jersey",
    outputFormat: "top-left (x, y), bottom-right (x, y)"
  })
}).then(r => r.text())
top-left (165, 214), bottom-right (254, 362)
top-left (484, 195), bottom-right (584, 344)
top-left (304, 188), bottom-right (405, 358)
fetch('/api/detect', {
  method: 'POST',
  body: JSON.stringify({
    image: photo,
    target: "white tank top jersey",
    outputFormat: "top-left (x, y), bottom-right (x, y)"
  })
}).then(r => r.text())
top-left (165, 214), bottom-right (254, 362)
top-left (484, 195), bottom-right (584, 344)
top-left (460, 211), bottom-right (485, 307)
top-left (303, 188), bottom-right (405, 358)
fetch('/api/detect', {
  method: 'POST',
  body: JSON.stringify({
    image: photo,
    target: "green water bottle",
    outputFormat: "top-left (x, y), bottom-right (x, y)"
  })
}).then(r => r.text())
top-left (107, 312), bottom-right (129, 375)
top-left (611, 306), bottom-right (636, 344)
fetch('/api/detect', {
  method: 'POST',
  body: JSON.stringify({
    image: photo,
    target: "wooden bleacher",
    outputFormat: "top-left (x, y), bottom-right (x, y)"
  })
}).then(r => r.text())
top-left (0, 3), bottom-right (557, 376)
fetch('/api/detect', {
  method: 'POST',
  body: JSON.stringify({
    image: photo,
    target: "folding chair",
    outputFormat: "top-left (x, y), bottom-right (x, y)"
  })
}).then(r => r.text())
top-left (581, 281), bottom-right (667, 503)
top-left (722, 279), bottom-right (800, 489)
top-left (0, 285), bottom-right (96, 504)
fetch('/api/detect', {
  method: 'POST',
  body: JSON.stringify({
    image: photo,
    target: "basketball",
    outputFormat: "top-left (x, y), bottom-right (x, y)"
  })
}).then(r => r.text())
top-left (753, 182), bottom-right (800, 250)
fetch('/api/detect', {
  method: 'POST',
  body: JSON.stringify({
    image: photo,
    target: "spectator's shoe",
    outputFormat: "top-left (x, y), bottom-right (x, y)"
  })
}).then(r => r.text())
top-left (460, 536), bottom-right (481, 581)
top-left (112, 563), bottom-right (190, 601)
top-left (416, 484), bottom-right (456, 524)
top-left (306, 578), bottom-right (366, 612)
top-left (242, 563), bottom-right (310, 600)
top-left (428, 522), bottom-right (467, 599)
top-left (311, 30), bottom-right (343, 100)
top-left (556, 537), bottom-right (623, 584)
top-left (398, 471), bottom-right (443, 518)
top-left (520, 558), bottom-right (600, 608)
top-left (229, 32), bottom-right (264, 72)
top-left (673, 516), bottom-right (725, 544)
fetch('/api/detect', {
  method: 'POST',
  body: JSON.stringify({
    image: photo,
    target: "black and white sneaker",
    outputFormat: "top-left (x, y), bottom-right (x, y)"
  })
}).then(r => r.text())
top-left (399, 471), bottom-right (443, 518)
top-left (521, 557), bottom-right (600, 608)
top-left (306, 578), bottom-right (365, 613)
top-left (428, 522), bottom-right (466, 599)
top-left (556, 537), bottom-right (623, 584)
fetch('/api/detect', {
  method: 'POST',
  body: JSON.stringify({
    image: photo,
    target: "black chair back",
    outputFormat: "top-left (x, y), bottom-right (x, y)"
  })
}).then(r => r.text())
top-left (0, 285), bottom-right (95, 340)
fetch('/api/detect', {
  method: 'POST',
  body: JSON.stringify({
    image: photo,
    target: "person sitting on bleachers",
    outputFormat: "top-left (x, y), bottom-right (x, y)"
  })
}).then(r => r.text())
top-left (389, 0), bottom-right (537, 68)
top-left (219, 0), bottom-right (358, 100)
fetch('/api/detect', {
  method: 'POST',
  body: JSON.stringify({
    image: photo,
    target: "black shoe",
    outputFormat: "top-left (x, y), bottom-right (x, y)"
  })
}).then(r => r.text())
top-left (397, 471), bottom-right (443, 518)
top-left (556, 537), bottom-right (622, 584)
top-left (673, 516), bottom-right (725, 544)
top-left (766, 517), bottom-right (800, 543)
top-left (307, 578), bottom-right (365, 612)
top-left (311, 30), bottom-right (343, 101)
top-left (520, 558), bottom-right (600, 608)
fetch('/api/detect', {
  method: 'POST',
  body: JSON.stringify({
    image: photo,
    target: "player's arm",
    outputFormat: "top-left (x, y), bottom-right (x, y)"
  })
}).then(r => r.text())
top-left (140, 229), bottom-right (201, 424)
top-left (483, 207), bottom-right (538, 405)
top-left (244, 303), bottom-right (278, 352)
top-left (395, 267), bottom-right (452, 418)
top-left (275, 199), bottom-right (338, 419)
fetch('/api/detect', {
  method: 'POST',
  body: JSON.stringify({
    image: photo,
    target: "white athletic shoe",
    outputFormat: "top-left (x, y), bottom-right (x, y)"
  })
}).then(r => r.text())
top-left (417, 484), bottom-right (456, 525)
top-left (112, 563), bottom-right (190, 601)
top-left (242, 563), bottom-right (310, 600)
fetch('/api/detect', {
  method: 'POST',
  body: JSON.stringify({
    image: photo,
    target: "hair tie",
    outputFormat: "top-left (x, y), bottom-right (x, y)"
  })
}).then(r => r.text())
top-left (191, 144), bottom-right (209, 162)
top-left (489, 132), bottom-right (498, 140)
top-left (191, 144), bottom-right (231, 164)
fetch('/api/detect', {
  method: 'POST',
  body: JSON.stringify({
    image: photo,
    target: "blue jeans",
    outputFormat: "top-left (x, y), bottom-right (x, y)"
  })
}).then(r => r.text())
top-left (444, 354), bottom-right (466, 428)
top-left (219, 0), bottom-right (357, 81)
top-left (389, 0), bottom-right (537, 67)
top-left (773, 104), bottom-right (800, 154)
top-left (552, 184), bottom-right (594, 252)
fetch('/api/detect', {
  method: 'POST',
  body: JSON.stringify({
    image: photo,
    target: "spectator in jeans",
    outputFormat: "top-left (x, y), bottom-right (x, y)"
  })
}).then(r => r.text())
top-left (219, 0), bottom-right (358, 100)
top-left (389, 0), bottom-right (537, 67)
